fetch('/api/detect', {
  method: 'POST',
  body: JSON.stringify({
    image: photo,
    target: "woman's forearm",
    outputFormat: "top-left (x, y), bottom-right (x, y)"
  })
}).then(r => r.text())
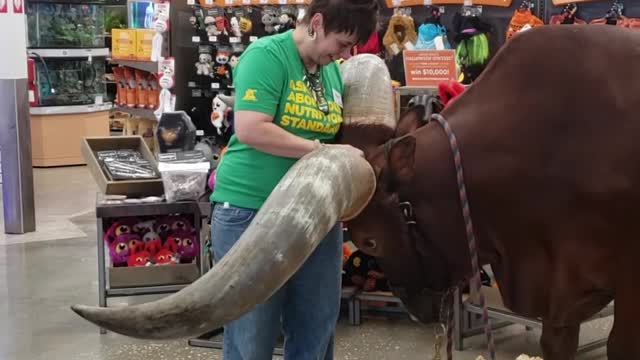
top-left (236, 120), bottom-right (318, 159)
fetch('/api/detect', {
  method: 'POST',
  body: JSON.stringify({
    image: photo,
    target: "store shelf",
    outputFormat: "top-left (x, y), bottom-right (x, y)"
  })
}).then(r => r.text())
top-left (28, 48), bottom-right (110, 58)
top-left (113, 106), bottom-right (157, 119)
top-left (30, 103), bottom-right (113, 115)
top-left (110, 59), bottom-right (158, 73)
top-left (95, 192), bottom-right (210, 218)
top-left (106, 284), bottom-right (190, 297)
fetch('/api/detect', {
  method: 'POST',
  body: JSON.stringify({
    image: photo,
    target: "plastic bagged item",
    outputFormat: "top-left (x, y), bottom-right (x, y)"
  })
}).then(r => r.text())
top-left (96, 149), bottom-right (160, 180)
top-left (158, 150), bottom-right (210, 203)
top-left (340, 54), bottom-right (396, 129)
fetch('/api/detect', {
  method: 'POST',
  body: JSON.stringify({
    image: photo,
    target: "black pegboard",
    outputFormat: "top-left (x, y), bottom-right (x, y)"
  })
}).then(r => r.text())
top-left (543, 0), bottom-right (640, 24)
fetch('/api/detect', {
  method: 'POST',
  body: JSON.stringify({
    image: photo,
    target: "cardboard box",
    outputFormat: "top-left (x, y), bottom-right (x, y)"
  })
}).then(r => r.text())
top-left (81, 136), bottom-right (165, 197)
top-left (135, 29), bottom-right (155, 61)
top-left (112, 29), bottom-right (137, 60)
top-left (109, 263), bottom-right (200, 288)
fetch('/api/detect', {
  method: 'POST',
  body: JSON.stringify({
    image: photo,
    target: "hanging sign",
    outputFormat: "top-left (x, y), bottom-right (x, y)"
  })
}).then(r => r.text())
top-left (403, 49), bottom-right (457, 87)
top-left (0, 0), bottom-right (7, 13)
top-left (13, 0), bottom-right (23, 13)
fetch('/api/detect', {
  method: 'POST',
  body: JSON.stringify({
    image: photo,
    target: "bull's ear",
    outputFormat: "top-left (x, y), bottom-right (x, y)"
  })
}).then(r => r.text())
top-left (389, 135), bottom-right (416, 184)
top-left (395, 106), bottom-right (425, 138)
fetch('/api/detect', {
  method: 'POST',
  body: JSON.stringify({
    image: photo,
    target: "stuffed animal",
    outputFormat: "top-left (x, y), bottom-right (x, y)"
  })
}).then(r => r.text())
top-left (134, 219), bottom-right (156, 237)
top-left (104, 217), bottom-right (139, 246)
top-left (276, 13), bottom-right (295, 33)
top-left (143, 235), bottom-right (163, 257)
top-left (164, 233), bottom-right (182, 253)
top-left (119, 233), bottom-right (145, 255)
top-left (204, 16), bottom-right (218, 36)
top-left (211, 95), bottom-right (231, 135)
top-left (262, 11), bottom-right (278, 34)
top-left (343, 250), bottom-right (390, 292)
top-left (169, 215), bottom-right (193, 233)
top-left (154, 216), bottom-right (174, 243)
top-left (239, 16), bottom-right (253, 34)
top-left (176, 230), bottom-right (199, 264)
top-left (154, 249), bottom-right (178, 265)
top-left (230, 16), bottom-right (242, 37)
top-left (109, 237), bottom-right (131, 267)
top-left (213, 48), bottom-right (232, 82)
top-left (229, 53), bottom-right (240, 69)
top-left (196, 53), bottom-right (213, 76)
top-left (128, 250), bottom-right (152, 267)
top-left (215, 16), bottom-right (229, 36)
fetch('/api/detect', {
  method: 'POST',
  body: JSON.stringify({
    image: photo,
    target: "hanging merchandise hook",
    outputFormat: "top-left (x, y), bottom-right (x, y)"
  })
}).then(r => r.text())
top-left (519, 0), bottom-right (534, 10)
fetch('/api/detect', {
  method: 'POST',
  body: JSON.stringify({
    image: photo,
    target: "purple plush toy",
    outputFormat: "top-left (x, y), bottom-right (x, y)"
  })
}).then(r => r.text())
top-left (175, 230), bottom-right (199, 264)
top-left (109, 236), bottom-right (131, 267)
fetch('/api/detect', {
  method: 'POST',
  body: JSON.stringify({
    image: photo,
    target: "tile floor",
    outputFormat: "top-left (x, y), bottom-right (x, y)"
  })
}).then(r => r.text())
top-left (0, 166), bottom-right (611, 359)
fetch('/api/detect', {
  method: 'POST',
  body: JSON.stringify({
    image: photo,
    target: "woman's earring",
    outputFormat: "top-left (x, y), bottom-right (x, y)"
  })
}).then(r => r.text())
top-left (308, 27), bottom-right (316, 40)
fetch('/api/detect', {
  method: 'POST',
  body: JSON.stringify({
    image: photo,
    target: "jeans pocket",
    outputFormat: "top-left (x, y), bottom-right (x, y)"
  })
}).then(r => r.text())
top-left (213, 204), bottom-right (257, 227)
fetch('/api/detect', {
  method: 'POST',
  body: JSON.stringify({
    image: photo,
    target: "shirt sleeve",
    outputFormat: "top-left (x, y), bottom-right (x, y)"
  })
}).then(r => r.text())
top-left (232, 46), bottom-right (285, 118)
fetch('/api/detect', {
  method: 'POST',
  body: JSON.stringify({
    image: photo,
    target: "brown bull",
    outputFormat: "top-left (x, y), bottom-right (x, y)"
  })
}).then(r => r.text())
top-left (345, 25), bottom-right (640, 359)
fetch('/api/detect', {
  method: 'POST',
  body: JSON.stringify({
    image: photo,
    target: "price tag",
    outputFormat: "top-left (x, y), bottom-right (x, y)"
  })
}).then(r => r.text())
top-left (464, 0), bottom-right (472, 5)
top-left (423, 0), bottom-right (432, 4)
top-left (211, 83), bottom-right (221, 89)
top-left (392, 0), bottom-right (401, 6)
top-left (242, 0), bottom-right (251, 4)
top-left (225, 0), bottom-right (233, 4)
top-left (250, 36), bottom-right (258, 42)
top-left (295, 0), bottom-right (304, 3)
top-left (192, 36), bottom-right (201, 43)
top-left (187, 0), bottom-right (195, 5)
top-left (205, 0), bottom-right (213, 4)
top-left (279, 0), bottom-right (287, 4)
top-left (188, 81), bottom-right (196, 88)
top-left (260, 0), bottom-right (268, 3)
top-left (209, 36), bottom-right (218, 42)
top-left (230, 37), bottom-right (240, 43)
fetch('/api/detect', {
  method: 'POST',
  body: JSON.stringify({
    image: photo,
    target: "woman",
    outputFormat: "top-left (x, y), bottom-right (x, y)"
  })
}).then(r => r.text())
top-left (210, 0), bottom-right (378, 359)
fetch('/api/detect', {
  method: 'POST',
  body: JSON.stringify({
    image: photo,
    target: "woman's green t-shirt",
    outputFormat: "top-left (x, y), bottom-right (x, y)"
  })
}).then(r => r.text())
top-left (211, 30), bottom-right (345, 210)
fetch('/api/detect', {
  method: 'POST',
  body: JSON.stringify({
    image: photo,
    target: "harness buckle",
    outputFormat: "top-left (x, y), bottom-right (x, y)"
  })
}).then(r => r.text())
top-left (399, 201), bottom-right (417, 225)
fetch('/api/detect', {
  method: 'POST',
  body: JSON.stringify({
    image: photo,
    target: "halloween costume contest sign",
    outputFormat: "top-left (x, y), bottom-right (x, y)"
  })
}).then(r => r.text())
top-left (403, 49), bottom-right (456, 87)
top-left (0, 0), bottom-right (27, 79)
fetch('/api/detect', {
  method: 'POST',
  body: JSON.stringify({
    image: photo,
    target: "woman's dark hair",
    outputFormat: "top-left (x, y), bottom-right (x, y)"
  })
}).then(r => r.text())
top-left (302, 0), bottom-right (379, 44)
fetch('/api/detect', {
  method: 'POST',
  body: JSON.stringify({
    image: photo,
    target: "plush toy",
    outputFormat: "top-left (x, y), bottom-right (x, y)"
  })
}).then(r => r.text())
top-left (128, 250), bottom-right (152, 267)
top-left (213, 48), bottom-right (232, 82)
top-left (262, 11), bottom-right (278, 34)
top-left (196, 53), bottom-right (213, 77)
top-left (438, 80), bottom-right (465, 108)
top-left (109, 237), bottom-right (131, 267)
top-left (229, 53), bottom-right (240, 69)
top-left (133, 219), bottom-right (156, 237)
top-left (276, 13), bottom-right (296, 33)
top-left (104, 217), bottom-right (139, 246)
top-left (204, 16), bottom-right (218, 36)
top-left (343, 250), bottom-right (389, 292)
top-left (169, 215), bottom-right (193, 233)
top-left (239, 16), bottom-right (253, 34)
top-left (176, 230), bottom-right (199, 264)
top-left (211, 95), bottom-right (231, 135)
top-left (143, 235), bottom-right (163, 257)
top-left (154, 216), bottom-right (174, 242)
top-left (119, 233), bottom-right (145, 255)
top-left (215, 16), bottom-right (230, 36)
top-left (164, 233), bottom-right (182, 253)
top-left (154, 249), bottom-right (178, 265)
top-left (230, 16), bottom-right (242, 38)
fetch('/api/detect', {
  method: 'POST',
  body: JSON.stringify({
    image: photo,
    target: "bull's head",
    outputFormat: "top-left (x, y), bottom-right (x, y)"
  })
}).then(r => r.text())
top-left (346, 106), bottom-right (454, 323)
top-left (69, 54), bottom-right (396, 339)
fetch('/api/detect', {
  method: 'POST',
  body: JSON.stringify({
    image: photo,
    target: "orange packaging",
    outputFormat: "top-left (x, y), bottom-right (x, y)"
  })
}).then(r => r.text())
top-left (147, 73), bottom-right (159, 110)
top-left (135, 70), bottom-right (148, 109)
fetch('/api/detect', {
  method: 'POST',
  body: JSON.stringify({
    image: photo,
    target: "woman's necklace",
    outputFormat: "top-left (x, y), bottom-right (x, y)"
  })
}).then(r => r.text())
top-left (301, 61), bottom-right (330, 114)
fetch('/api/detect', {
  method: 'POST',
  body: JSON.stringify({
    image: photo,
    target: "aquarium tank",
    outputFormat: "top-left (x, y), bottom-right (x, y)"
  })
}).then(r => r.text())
top-left (34, 57), bottom-right (107, 106)
top-left (128, 0), bottom-right (154, 29)
top-left (27, 0), bottom-right (107, 48)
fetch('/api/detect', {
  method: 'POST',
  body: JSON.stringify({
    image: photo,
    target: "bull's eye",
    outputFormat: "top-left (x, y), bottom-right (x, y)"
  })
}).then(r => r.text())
top-left (364, 238), bottom-right (377, 250)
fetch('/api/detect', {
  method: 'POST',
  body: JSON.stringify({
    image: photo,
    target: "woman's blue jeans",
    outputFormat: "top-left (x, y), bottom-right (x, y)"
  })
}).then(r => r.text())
top-left (211, 202), bottom-right (343, 360)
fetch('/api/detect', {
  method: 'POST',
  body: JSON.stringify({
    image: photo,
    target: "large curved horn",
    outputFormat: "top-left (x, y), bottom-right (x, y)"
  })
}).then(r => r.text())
top-left (71, 147), bottom-right (375, 339)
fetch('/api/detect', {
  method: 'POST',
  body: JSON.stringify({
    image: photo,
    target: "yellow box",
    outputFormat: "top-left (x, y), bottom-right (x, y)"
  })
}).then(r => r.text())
top-left (135, 29), bottom-right (155, 61)
top-left (112, 29), bottom-right (137, 60)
